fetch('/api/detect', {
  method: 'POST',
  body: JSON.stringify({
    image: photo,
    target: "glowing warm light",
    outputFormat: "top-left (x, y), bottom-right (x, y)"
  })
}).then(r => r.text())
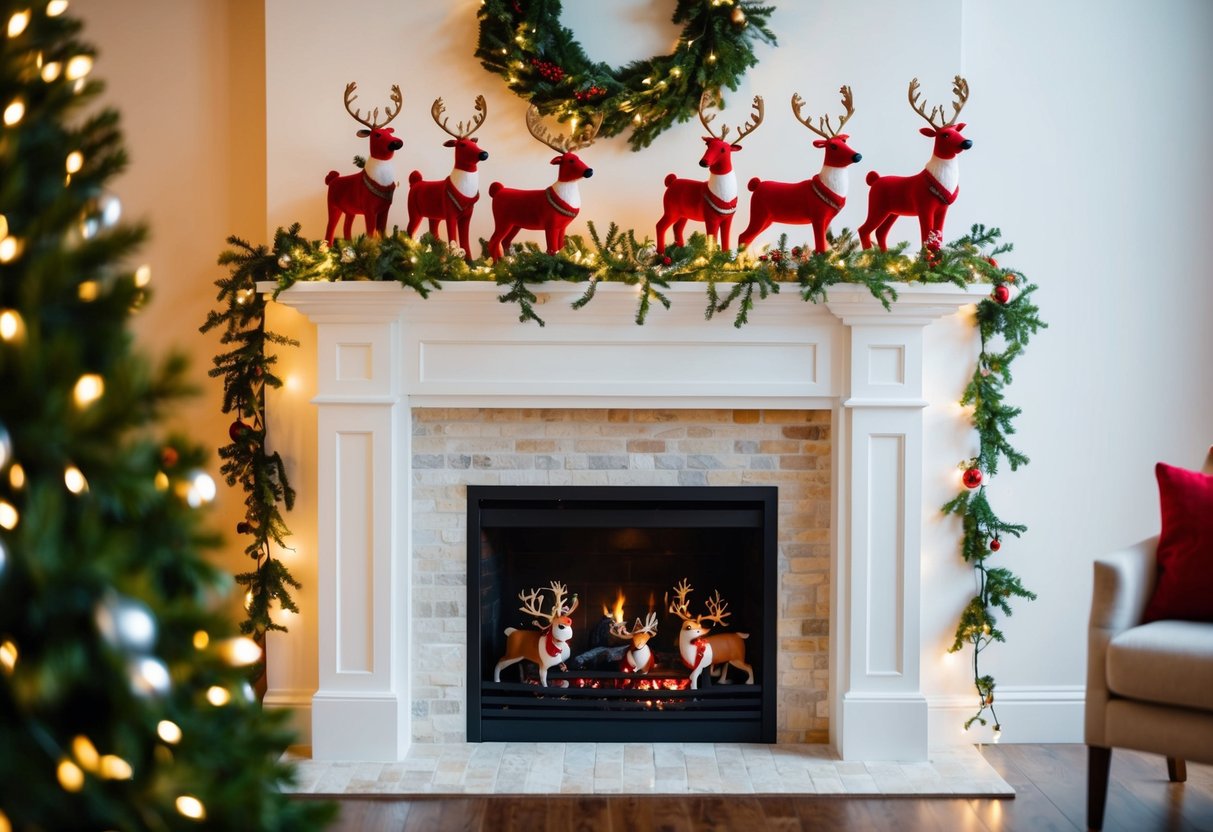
top-left (243, 590), bottom-right (254, 610)
top-left (3, 99), bottom-right (24, 126)
top-left (65, 150), bottom-right (83, 174)
top-left (284, 373), bottom-right (300, 391)
top-left (99, 755), bottom-right (133, 780)
top-left (175, 795), bottom-right (206, 820)
top-left (134, 264), bottom-right (151, 287)
top-left (56, 759), bottom-right (84, 792)
top-left (9, 464), bottom-right (23, 489)
top-left (185, 470), bottom-right (216, 507)
top-left (206, 685), bottom-right (231, 706)
top-left (40, 60), bottom-right (60, 81)
top-left (0, 215), bottom-right (6, 238)
top-left (192, 630), bottom-right (209, 650)
top-left (7, 10), bottom-right (29, 37)
top-left (602, 589), bottom-right (626, 623)
top-left (64, 54), bottom-right (92, 80)
top-left (0, 807), bottom-right (11, 832)
top-left (77, 280), bottom-right (98, 301)
top-left (71, 735), bottom-right (99, 770)
top-left (217, 636), bottom-right (261, 666)
top-left (154, 471), bottom-right (169, 491)
top-left (132, 657), bottom-right (169, 695)
top-left (0, 309), bottom-right (23, 341)
top-left (0, 236), bottom-right (20, 262)
top-left (73, 373), bottom-right (104, 407)
top-left (64, 465), bottom-right (87, 494)
top-left (0, 640), bottom-right (17, 672)
top-left (707, 52), bottom-right (717, 64)
top-left (46, 0), bottom-right (69, 15)
top-left (0, 500), bottom-right (17, 530)
top-left (157, 720), bottom-right (182, 744)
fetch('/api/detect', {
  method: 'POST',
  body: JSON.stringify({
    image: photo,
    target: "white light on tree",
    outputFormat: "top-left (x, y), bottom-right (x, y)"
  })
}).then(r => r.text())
top-left (134, 264), bottom-right (151, 287)
top-left (205, 685), bottom-right (231, 707)
top-left (0, 500), bottom-right (17, 530)
top-left (64, 54), bottom-right (91, 80)
top-left (98, 755), bottom-right (133, 780)
top-left (0, 236), bottom-right (20, 262)
top-left (175, 796), bottom-right (206, 821)
top-left (6, 10), bottom-right (29, 37)
top-left (65, 150), bottom-right (82, 174)
top-left (130, 657), bottom-right (169, 696)
top-left (185, 470), bottom-right (216, 507)
top-left (156, 720), bottom-right (182, 744)
top-left (46, 0), bottom-right (69, 16)
top-left (64, 464), bottom-right (87, 494)
top-left (216, 636), bottom-right (261, 667)
top-left (73, 373), bottom-right (104, 407)
top-left (2, 99), bottom-right (23, 126)
top-left (41, 60), bottom-right (60, 81)
top-left (0, 309), bottom-right (23, 341)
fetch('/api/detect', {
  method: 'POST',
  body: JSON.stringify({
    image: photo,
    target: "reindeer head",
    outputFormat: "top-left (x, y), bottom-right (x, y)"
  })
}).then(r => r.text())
top-left (908, 76), bottom-right (972, 160)
top-left (609, 612), bottom-right (659, 649)
top-left (525, 106), bottom-right (602, 182)
top-left (698, 91), bottom-right (765, 173)
top-left (432, 95), bottom-right (489, 172)
top-left (667, 579), bottom-right (731, 641)
top-left (517, 580), bottom-right (579, 641)
top-left (344, 82), bottom-right (404, 160)
top-left (791, 85), bottom-right (862, 168)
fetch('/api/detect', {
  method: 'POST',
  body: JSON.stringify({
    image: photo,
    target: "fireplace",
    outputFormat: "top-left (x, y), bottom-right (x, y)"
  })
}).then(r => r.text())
top-left (270, 280), bottom-right (985, 761)
top-left (467, 485), bottom-right (778, 743)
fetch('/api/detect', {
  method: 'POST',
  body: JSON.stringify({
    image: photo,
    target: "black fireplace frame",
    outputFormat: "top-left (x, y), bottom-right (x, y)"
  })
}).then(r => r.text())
top-left (466, 485), bottom-right (777, 743)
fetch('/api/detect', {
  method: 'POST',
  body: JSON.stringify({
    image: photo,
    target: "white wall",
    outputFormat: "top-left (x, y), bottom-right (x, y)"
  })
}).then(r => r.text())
top-left (81, 0), bottom-right (1213, 744)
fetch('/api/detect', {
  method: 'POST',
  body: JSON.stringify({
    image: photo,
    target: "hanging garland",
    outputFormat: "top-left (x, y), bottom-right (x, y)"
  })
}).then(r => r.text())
top-left (475, 0), bottom-right (776, 150)
top-left (206, 224), bottom-right (1044, 733)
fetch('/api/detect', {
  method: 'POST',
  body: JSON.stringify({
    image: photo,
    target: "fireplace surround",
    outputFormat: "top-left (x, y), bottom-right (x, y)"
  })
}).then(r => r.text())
top-left (271, 280), bottom-right (985, 762)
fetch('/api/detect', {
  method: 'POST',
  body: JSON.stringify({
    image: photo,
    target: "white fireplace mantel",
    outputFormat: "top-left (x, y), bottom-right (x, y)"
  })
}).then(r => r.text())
top-left (270, 279), bottom-right (987, 762)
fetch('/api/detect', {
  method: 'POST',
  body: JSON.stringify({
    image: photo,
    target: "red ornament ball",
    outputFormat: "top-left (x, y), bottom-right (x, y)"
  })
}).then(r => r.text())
top-left (990, 537), bottom-right (1002, 552)
top-left (758, 254), bottom-right (768, 262)
top-left (160, 446), bottom-right (179, 468)
top-left (986, 257), bottom-right (998, 268)
top-left (791, 246), bottom-right (802, 258)
top-left (962, 467), bottom-right (983, 489)
top-left (229, 420), bottom-right (250, 442)
top-left (661, 256), bottom-right (672, 266)
top-left (993, 284), bottom-right (1011, 304)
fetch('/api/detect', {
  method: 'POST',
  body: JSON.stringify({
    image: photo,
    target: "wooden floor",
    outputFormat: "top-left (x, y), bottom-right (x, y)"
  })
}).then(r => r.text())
top-left (297, 745), bottom-right (1213, 832)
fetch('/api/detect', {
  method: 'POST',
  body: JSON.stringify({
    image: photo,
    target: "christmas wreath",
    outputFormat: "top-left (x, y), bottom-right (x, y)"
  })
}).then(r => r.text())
top-left (475, 0), bottom-right (776, 150)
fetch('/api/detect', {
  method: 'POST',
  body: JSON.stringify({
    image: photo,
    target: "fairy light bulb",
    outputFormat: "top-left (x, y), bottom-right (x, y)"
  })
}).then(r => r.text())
top-left (217, 636), bottom-right (261, 666)
top-left (71, 735), bottom-right (99, 771)
top-left (8, 464), bottom-right (23, 489)
top-left (157, 720), bottom-right (182, 744)
top-left (0, 236), bottom-right (20, 263)
top-left (65, 150), bottom-right (83, 174)
top-left (3, 99), bottom-right (24, 126)
top-left (77, 281), bottom-right (98, 301)
top-left (154, 470), bottom-right (169, 490)
top-left (0, 309), bottom-right (23, 341)
top-left (64, 465), bottom-right (87, 494)
top-left (64, 54), bottom-right (92, 81)
top-left (134, 264), bottom-right (151, 287)
top-left (0, 639), bottom-right (17, 672)
top-left (184, 470), bottom-right (215, 507)
top-left (7, 10), bottom-right (29, 37)
top-left (99, 755), bottom-right (133, 780)
top-left (73, 373), bottom-right (104, 407)
top-left (0, 500), bottom-right (17, 530)
top-left (56, 759), bottom-right (84, 792)
top-left (41, 61), bottom-right (60, 81)
top-left (0, 215), bottom-right (6, 238)
top-left (192, 630), bottom-right (209, 650)
top-left (176, 795), bottom-right (205, 820)
top-left (130, 656), bottom-right (169, 695)
top-left (206, 685), bottom-right (230, 706)
top-left (46, 0), bottom-right (69, 15)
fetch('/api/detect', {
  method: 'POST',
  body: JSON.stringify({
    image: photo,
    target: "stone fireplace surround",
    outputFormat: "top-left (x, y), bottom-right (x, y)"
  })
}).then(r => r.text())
top-left (273, 280), bottom-right (986, 763)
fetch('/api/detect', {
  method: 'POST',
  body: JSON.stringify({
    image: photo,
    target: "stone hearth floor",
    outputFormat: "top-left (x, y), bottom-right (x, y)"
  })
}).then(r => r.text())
top-left (282, 743), bottom-right (1014, 797)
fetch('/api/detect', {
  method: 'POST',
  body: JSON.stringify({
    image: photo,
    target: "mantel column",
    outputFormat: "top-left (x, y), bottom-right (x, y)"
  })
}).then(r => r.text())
top-left (274, 285), bottom-right (414, 761)
top-left (826, 286), bottom-right (982, 761)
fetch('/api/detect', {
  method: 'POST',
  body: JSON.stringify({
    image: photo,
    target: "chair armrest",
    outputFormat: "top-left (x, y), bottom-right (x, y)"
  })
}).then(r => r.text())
top-left (1086, 537), bottom-right (1158, 745)
top-left (1089, 538), bottom-right (1158, 633)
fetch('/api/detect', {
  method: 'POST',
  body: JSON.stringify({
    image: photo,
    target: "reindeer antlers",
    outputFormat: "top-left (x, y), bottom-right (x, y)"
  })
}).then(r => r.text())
top-left (699, 91), bottom-right (765, 146)
top-left (431, 95), bottom-right (487, 139)
top-left (343, 82), bottom-right (403, 130)
top-left (907, 75), bottom-right (969, 129)
top-left (518, 580), bottom-right (578, 626)
top-left (610, 611), bottom-right (659, 640)
top-left (667, 580), bottom-right (732, 627)
top-left (667, 578), bottom-right (695, 621)
top-left (791, 85), bottom-right (855, 139)
top-left (701, 590), bottom-right (731, 627)
top-left (525, 105), bottom-right (603, 153)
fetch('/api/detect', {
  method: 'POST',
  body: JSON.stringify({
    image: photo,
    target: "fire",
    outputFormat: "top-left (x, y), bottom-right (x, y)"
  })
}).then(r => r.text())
top-left (601, 589), bottom-right (626, 623)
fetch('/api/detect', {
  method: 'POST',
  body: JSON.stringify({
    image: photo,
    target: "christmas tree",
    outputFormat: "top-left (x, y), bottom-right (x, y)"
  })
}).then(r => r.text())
top-left (0, 4), bottom-right (331, 829)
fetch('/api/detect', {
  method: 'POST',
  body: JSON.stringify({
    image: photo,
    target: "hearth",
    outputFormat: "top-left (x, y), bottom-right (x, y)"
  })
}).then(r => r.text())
top-left (467, 485), bottom-right (777, 743)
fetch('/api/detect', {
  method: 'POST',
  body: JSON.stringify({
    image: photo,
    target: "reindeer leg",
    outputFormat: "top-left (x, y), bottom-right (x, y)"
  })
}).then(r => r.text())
top-left (457, 214), bottom-right (473, 260)
top-left (874, 215), bottom-right (898, 252)
top-left (672, 218), bottom-right (689, 248)
top-left (719, 215), bottom-right (734, 252)
top-left (731, 659), bottom-right (755, 684)
top-left (813, 221), bottom-right (828, 255)
top-left (717, 662), bottom-right (729, 683)
top-left (655, 213), bottom-right (673, 254)
top-left (494, 655), bottom-right (523, 682)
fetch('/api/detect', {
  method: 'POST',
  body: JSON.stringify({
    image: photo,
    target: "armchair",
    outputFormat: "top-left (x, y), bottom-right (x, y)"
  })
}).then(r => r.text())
top-left (1086, 536), bottom-right (1213, 830)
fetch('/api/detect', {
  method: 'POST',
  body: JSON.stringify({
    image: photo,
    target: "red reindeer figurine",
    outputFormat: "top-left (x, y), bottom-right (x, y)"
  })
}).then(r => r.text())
top-left (493, 580), bottom-right (579, 687)
top-left (406, 96), bottom-right (488, 261)
top-left (656, 91), bottom-right (765, 254)
top-left (324, 82), bottom-right (404, 245)
top-left (667, 579), bottom-right (752, 690)
top-left (858, 76), bottom-right (972, 251)
top-left (738, 86), bottom-right (862, 254)
top-left (487, 107), bottom-right (602, 260)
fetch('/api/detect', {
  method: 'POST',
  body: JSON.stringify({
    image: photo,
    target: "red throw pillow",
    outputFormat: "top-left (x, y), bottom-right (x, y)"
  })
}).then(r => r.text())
top-left (1142, 462), bottom-right (1213, 622)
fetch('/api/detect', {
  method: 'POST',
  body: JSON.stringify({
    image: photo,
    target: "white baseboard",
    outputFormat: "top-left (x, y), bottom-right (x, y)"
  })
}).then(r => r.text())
top-left (263, 688), bottom-right (313, 745)
top-left (928, 685), bottom-right (1085, 746)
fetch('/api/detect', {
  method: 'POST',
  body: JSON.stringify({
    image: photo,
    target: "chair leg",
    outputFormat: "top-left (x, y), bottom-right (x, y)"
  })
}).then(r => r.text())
top-left (1166, 756), bottom-right (1187, 783)
top-left (1088, 745), bottom-right (1112, 831)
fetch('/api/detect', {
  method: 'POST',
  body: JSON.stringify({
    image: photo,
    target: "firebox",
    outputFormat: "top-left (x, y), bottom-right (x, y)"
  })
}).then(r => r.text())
top-left (466, 485), bottom-right (777, 743)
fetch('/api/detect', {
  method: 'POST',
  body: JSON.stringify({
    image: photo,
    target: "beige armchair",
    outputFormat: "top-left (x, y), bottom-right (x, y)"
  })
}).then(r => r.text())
top-left (1086, 536), bottom-right (1213, 830)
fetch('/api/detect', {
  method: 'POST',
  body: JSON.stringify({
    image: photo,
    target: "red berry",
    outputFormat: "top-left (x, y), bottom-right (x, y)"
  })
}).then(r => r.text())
top-left (661, 256), bottom-right (672, 266)
top-left (990, 538), bottom-right (1002, 552)
top-left (791, 247), bottom-right (802, 257)
top-left (758, 254), bottom-right (768, 261)
top-left (1005, 274), bottom-right (1016, 283)
top-left (161, 446), bottom-right (179, 468)
top-left (987, 257), bottom-right (998, 268)
top-left (962, 467), bottom-right (983, 489)
top-left (993, 285), bottom-right (1011, 304)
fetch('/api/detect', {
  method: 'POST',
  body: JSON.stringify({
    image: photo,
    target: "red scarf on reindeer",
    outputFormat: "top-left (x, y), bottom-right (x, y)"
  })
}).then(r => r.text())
top-left (681, 637), bottom-right (709, 670)
top-left (541, 627), bottom-right (563, 658)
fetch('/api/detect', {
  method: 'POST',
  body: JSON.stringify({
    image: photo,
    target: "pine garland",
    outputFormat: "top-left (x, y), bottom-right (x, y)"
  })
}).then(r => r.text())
top-left (210, 222), bottom-right (1044, 734)
top-left (475, 0), bottom-right (776, 150)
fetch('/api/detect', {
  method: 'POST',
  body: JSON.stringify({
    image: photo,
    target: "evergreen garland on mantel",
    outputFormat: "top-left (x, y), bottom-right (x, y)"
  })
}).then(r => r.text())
top-left (206, 223), bottom-right (1045, 734)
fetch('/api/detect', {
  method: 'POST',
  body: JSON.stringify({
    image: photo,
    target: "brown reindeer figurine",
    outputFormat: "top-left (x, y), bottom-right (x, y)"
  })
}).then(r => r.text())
top-left (493, 580), bottom-right (579, 687)
top-left (324, 82), bottom-right (404, 245)
top-left (610, 611), bottom-right (660, 675)
top-left (667, 579), bottom-right (752, 689)
top-left (406, 96), bottom-right (488, 261)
